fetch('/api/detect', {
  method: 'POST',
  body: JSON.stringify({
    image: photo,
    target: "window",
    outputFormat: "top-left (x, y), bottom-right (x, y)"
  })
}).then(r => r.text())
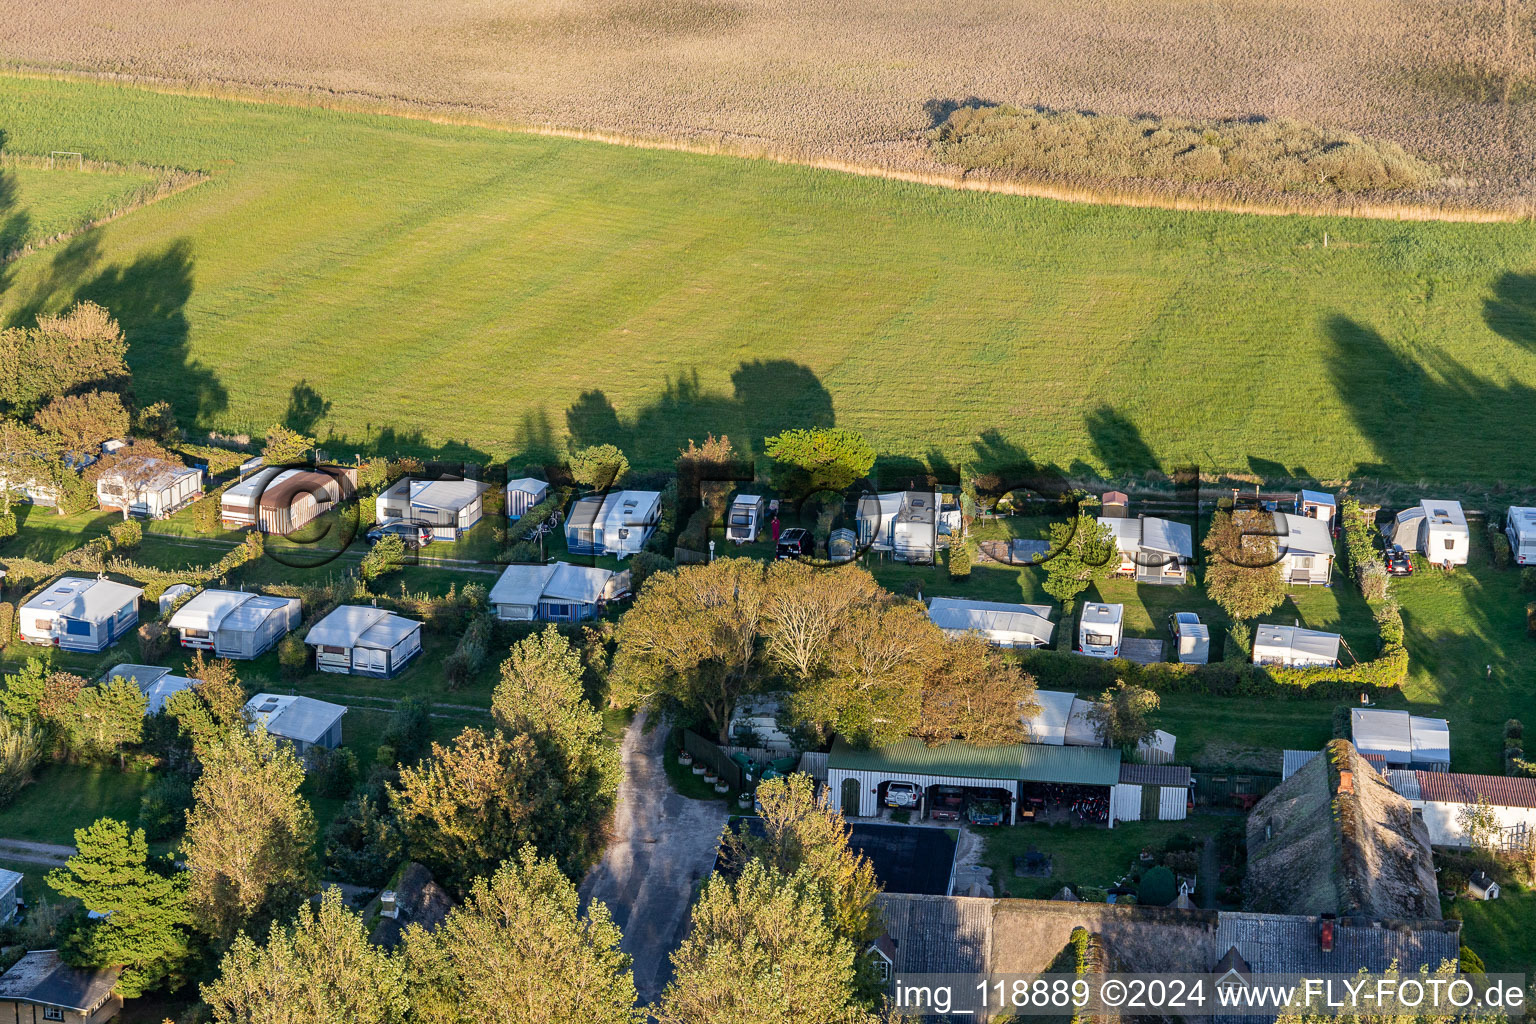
top-left (1445, 538), bottom-right (1456, 550)
top-left (873, 957), bottom-right (891, 982)
top-left (44, 1008), bottom-right (64, 1022)
top-left (1085, 632), bottom-right (1114, 646)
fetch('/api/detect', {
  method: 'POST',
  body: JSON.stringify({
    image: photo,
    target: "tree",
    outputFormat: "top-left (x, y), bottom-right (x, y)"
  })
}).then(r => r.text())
top-left (1085, 680), bottom-right (1160, 754)
top-left (0, 656), bottom-right (50, 721)
top-left (261, 423), bottom-right (314, 465)
top-left (135, 400), bottom-right (179, 443)
top-left (1038, 505), bottom-right (1118, 609)
top-left (1275, 963), bottom-right (1498, 1024)
top-left (391, 726), bottom-right (558, 893)
top-left (917, 633), bottom-right (1039, 747)
top-left (164, 653), bottom-right (247, 757)
top-left (655, 860), bottom-right (877, 1024)
top-left (404, 846), bottom-right (641, 1024)
top-left (760, 561), bottom-right (882, 683)
top-left (1457, 796), bottom-right (1503, 851)
top-left (611, 558), bottom-right (768, 743)
top-left (491, 627), bottom-right (621, 873)
top-left (183, 727), bottom-right (315, 942)
top-left (0, 302), bottom-right (128, 416)
top-left (568, 444), bottom-right (630, 490)
top-left (360, 532), bottom-right (406, 584)
top-left (70, 675), bottom-right (146, 768)
top-left (48, 819), bottom-right (192, 997)
top-left (31, 390), bottom-right (130, 454)
top-left (0, 713), bottom-right (44, 807)
top-left (323, 794), bottom-right (398, 889)
top-left (203, 888), bottom-right (408, 1024)
top-left (1138, 865), bottom-right (1176, 906)
top-left (762, 428), bottom-right (876, 495)
top-left (1203, 508), bottom-right (1288, 621)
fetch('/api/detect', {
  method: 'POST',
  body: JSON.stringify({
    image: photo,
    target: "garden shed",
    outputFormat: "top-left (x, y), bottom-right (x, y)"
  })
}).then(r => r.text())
top-left (504, 477), bottom-right (549, 520)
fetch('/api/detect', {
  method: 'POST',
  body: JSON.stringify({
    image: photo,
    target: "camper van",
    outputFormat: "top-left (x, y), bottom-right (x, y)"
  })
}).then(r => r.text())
top-left (1506, 507), bottom-right (1536, 565)
top-left (1078, 603), bottom-right (1123, 659)
top-left (726, 494), bottom-right (768, 544)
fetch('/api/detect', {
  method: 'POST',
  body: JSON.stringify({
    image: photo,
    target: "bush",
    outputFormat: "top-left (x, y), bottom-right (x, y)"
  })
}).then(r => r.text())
top-left (1522, 568), bottom-right (1536, 593)
top-left (1460, 945), bottom-right (1486, 975)
top-left (629, 550), bottom-right (674, 592)
top-left (1374, 601), bottom-right (1405, 649)
top-left (382, 696), bottom-right (433, 766)
top-left (948, 538), bottom-right (972, 580)
top-left (1138, 866), bottom-right (1177, 907)
top-left (309, 746), bottom-right (359, 799)
top-left (0, 510), bottom-right (16, 542)
top-left (445, 613), bottom-right (494, 690)
top-left (1223, 620), bottom-right (1250, 665)
top-left (1340, 498), bottom-right (1390, 600)
top-left (278, 633), bottom-right (308, 679)
top-left (360, 533), bottom-right (406, 584)
top-left (323, 794), bottom-right (397, 888)
top-left (137, 773), bottom-right (194, 840)
top-left (1332, 704), bottom-right (1353, 739)
top-left (107, 518), bottom-right (142, 550)
top-left (1506, 719), bottom-right (1524, 741)
top-left (0, 603), bottom-right (14, 648)
top-left (1358, 561), bottom-right (1389, 602)
top-left (1490, 529), bottom-right (1512, 569)
top-left (0, 715), bottom-right (43, 808)
top-left (137, 621), bottom-right (173, 662)
top-left (191, 492), bottom-right (221, 535)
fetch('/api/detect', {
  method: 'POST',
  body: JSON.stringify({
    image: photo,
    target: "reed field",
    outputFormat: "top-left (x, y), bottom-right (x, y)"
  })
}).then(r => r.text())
top-left (3, 0), bottom-right (1534, 213)
top-left (2, 75), bottom-right (1536, 483)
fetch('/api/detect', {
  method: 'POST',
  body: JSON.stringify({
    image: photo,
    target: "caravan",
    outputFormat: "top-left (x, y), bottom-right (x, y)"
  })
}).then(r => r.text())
top-left (1077, 603), bottom-right (1123, 659)
top-left (726, 494), bottom-right (768, 544)
top-left (1395, 500), bottom-right (1469, 567)
top-left (1506, 507), bottom-right (1536, 565)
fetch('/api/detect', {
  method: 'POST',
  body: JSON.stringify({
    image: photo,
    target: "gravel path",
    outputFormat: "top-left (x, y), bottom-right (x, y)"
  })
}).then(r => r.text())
top-left (0, 838), bottom-right (76, 866)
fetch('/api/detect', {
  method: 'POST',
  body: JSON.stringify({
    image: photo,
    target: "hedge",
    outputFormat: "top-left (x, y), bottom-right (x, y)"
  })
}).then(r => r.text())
top-left (498, 487), bottom-right (571, 560)
top-left (0, 602), bottom-right (13, 647)
top-left (1339, 497), bottom-right (1388, 600)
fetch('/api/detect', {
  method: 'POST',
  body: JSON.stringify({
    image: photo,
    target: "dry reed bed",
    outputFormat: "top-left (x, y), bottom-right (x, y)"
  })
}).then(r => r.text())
top-left (4, 0), bottom-right (1534, 214)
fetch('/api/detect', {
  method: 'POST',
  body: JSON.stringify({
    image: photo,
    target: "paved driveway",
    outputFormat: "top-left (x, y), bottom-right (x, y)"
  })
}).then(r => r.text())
top-left (580, 712), bottom-right (730, 1004)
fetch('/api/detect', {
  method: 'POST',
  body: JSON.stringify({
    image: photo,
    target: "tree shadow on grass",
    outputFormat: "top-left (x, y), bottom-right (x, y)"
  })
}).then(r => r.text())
top-left (1085, 405), bottom-right (1161, 478)
top-left (1484, 272), bottom-right (1536, 353)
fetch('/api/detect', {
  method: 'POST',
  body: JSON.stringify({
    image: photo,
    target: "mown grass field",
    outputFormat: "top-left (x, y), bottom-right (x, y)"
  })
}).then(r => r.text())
top-left (1, 77), bottom-right (1536, 483)
top-left (0, 159), bottom-right (169, 257)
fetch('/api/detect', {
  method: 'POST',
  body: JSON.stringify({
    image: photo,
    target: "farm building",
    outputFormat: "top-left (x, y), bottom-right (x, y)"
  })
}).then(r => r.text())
top-left (488, 561), bottom-right (626, 622)
top-left (1504, 506), bottom-right (1536, 565)
top-left (1077, 603), bottom-right (1123, 658)
top-left (378, 477), bottom-right (489, 540)
top-left (18, 577), bottom-right (142, 653)
top-left (1295, 489), bottom-right (1338, 535)
top-left (95, 454), bottom-right (202, 519)
top-left (1097, 516), bottom-right (1192, 583)
top-left (0, 951), bottom-right (121, 1024)
top-left (304, 605), bottom-right (423, 677)
top-left (1251, 624), bottom-right (1340, 668)
top-left (564, 490), bottom-right (662, 558)
top-left (221, 465), bottom-right (356, 532)
top-left (1273, 512), bottom-right (1335, 584)
top-left (856, 490), bottom-right (941, 563)
top-left (1393, 500), bottom-right (1470, 567)
top-left (926, 596), bottom-right (1054, 648)
top-left (1386, 771), bottom-right (1536, 850)
top-left (1110, 763), bottom-right (1191, 823)
top-left (1169, 612), bottom-right (1209, 664)
top-left (1350, 709), bottom-right (1451, 772)
top-left (168, 589), bottom-right (302, 659)
top-left (726, 493), bottom-right (768, 544)
top-left (1282, 748), bottom-right (1321, 780)
top-left (504, 477), bottom-right (549, 520)
top-left (245, 693), bottom-right (346, 753)
top-left (100, 663), bottom-right (195, 714)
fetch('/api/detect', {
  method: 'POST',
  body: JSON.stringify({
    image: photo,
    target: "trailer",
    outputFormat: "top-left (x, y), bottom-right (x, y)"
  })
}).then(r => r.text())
top-left (1077, 603), bottom-right (1123, 659)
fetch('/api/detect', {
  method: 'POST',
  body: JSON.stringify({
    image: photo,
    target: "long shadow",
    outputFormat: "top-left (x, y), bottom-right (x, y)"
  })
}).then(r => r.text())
top-left (284, 380), bottom-right (332, 435)
top-left (1485, 272), bottom-right (1536, 352)
top-left (1085, 405), bottom-right (1161, 477)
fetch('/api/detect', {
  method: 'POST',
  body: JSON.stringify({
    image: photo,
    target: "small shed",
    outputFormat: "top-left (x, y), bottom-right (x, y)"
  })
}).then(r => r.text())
top-left (95, 454), bottom-right (202, 519)
top-left (168, 589), bottom-right (302, 660)
top-left (1112, 763), bottom-right (1192, 823)
top-left (726, 493), bottom-right (768, 544)
top-left (157, 583), bottom-right (195, 617)
top-left (1101, 491), bottom-right (1129, 518)
top-left (305, 605), bottom-right (423, 677)
top-left (1251, 623), bottom-right (1340, 667)
top-left (18, 577), bottom-right (143, 653)
top-left (1296, 490), bottom-right (1338, 535)
top-left (1078, 603), bottom-right (1123, 658)
top-left (504, 477), bottom-right (549, 520)
top-left (100, 663), bottom-right (195, 715)
top-left (245, 693), bottom-right (346, 753)
top-left (927, 597), bottom-right (1054, 648)
top-left (1169, 612), bottom-right (1209, 664)
top-left (1466, 871), bottom-right (1500, 901)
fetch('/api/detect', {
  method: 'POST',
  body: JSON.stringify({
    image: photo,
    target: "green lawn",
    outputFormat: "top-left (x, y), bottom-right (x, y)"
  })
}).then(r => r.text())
top-left (0, 762), bottom-right (154, 845)
top-left (1, 76), bottom-right (1535, 481)
top-left (981, 814), bottom-right (1232, 900)
top-left (0, 158), bottom-right (169, 257)
top-left (1454, 887), bottom-right (1536, 975)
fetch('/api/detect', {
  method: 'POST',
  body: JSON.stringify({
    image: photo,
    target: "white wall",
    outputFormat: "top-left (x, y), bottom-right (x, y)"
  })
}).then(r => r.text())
top-left (1420, 800), bottom-right (1536, 847)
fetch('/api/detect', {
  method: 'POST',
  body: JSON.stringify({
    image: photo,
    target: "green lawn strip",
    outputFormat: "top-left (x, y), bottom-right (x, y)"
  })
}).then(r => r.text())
top-left (1452, 887), bottom-right (1536, 975)
top-left (981, 813), bottom-right (1231, 900)
top-left (0, 762), bottom-right (154, 846)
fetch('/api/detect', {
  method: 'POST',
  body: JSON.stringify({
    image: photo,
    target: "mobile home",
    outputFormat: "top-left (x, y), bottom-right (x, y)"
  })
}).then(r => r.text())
top-left (488, 561), bottom-right (624, 622)
top-left (1506, 507), bottom-right (1536, 565)
top-left (95, 455), bottom-right (202, 519)
top-left (504, 477), bottom-right (549, 520)
top-left (856, 491), bottom-right (939, 564)
top-left (927, 596), bottom-right (1054, 648)
top-left (1352, 708), bottom-right (1451, 771)
top-left (246, 693), bottom-right (346, 753)
top-left (378, 477), bottom-right (489, 540)
top-left (564, 490), bottom-right (661, 559)
top-left (18, 577), bottom-right (143, 652)
top-left (1251, 624), bottom-right (1340, 668)
top-left (1273, 512), bottom-right (1335, 585)
top-left (1097, 516), bottom-right (1192, 583)
top-left (726, 493), bottom-right (768, 544)
top-left (167, 589), bottom-right (302, 659)
top-left (304, 605), bottom-right (424, 677)
top-left (1394, 500), bottom-right (1469, 567)
top-left (1077, 603), bottom-right (1123, 659)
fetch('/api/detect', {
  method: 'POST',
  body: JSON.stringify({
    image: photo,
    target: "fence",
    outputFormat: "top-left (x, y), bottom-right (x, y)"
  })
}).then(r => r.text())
top-left (1192, 772), bottom-right (1281, 808)
top-left (682, 728), bottom-right (743, 791)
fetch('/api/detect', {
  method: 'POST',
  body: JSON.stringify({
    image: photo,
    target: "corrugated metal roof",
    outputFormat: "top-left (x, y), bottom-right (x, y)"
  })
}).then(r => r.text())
top-left (1351, 709), bottom-right (1450, 765)
top-left (1416, 771), bottom-right (1536, 809)
top-left (1120, 763), bottom-right (1191, 787)
top-left (1387, 769), bottom-right (1422, 801)
top-left (1140, 517), bottom-right (1194, 559)
top-left (927, 597), bottom-right (1055, 645)
top-left (1282, 749), bottom-right (1320, 780)
top-left (1018, 744), bottom-right (1121, 785)
top-left (506, 477), bottom-right (548, 494)
top-left (1409, 715), bottom-right (1451, 764)
top-left (828, 736), bottom-right (1026, 781)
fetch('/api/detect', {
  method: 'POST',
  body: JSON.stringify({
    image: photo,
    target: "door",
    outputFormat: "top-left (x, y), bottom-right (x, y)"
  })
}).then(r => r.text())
top-left (840, 777), bottom-right (862, 817)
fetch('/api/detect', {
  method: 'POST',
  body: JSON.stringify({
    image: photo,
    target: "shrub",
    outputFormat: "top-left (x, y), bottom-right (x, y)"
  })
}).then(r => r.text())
top-left (1138, 866), bottom-right (1177, 907)
top-left (381, 696), bottom-right (432, 765)
top-left (1358, 561), bottom-right (1389, 602)
top-left (675, 506), bottom-right (713, 556)
top-left (1506, 719), bottom-right (1524, 741)
top-left (309, 746), bottom-right (359, 799)
top-left (948, 537), bottom-right (972, 580)
top-left (1374, 601), bottom-right (1405, 649)
top-left (1223, 620), bottom-right (1250, 665)
top-left (191, 492), bottom-right (220, 535)
top-left (137, 621), bottom-right (174, 662)
top-left (107, 518), bottom-right (142, 550)
top-left (1333, 704), bottom-right (1353, 739)
top-left (445, 613), bottom-right (494, 690)
top-left (1460, 945), bottom-right (1486, 975)
top-left (0, 510), bottom-right (16, 541)
top-left (138, 773), bottom-right (194, 840)
top-left (1522, 568), bottom-right (1536, 593)
top-left (278, 633), bottom-right (308, 679)
top-left (1339, 498), bottom-right (1389, 599)
top-left (0, 716), bottom-right (43, 807)
top-left (630, 550), bottom-right (674, 592)
top-left (1490, 529), bottom-right (1512, 569)
top-left (569, 444), bottom-right (629, 489)
top-left (360, 533), bottom-right (406, 584)
top-left (0, 603), bottom-right (14, 648)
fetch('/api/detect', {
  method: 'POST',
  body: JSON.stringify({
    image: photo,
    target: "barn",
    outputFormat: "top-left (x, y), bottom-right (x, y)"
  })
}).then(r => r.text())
top-left (304, 605), bottom-right (424, 677)
top-left (1387, 772), bottom-right (1536, 850)
top-left (18, 577), bottom-right (143, 653)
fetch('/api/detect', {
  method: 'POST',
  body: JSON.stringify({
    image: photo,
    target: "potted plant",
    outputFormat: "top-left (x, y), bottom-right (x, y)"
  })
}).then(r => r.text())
top-left (703, 769), bottom-right (718, 784)
top-left (677, 749), bottom-right (694, 766)
top-left (714, 780), bottom-right (731, 795)
top-left (692, 762), bottom-right (709, 776)
top-left (738, 792), bottom-right (753, 810)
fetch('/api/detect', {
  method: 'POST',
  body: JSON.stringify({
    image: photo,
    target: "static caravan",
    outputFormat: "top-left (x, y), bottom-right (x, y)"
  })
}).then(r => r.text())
top-left (1273, 512), bottom-right (1335, 585)
top-left (168, 589), bottom-right (302, 659)
top-left (254, 467), bottom-right (357, 535)
top-left (564, 490), bottom-right (662, 559)
top-left (1506, 507), bottom-right (1536, 565)
top-left (726, 493), bottom-right (768, 544)
top-left (1169, 612), bottom-right (1209, 664)
top-left (505, 477), bottom-right (549, 520)
top-left (305, 605), bottom-right (423, 677)
top-left (1251, 624), bottom-right (1340, 668)
top-left (488, 561), bottom-right (622, 622)
top-left (856, 491), bottom-right (939, 564)
top-left (19, 577), bottom-right (143, 652)
top-left (220, 466), bottom-right (283, 528)
top-left (1395, 500), bottom-right (1469, 567)
top-left (378, 477), bottom-right (488, 540)
top-left (95, 455), bottom-right (202, 519)
top-left (246, 693), bottom-right (346, 753)
top-left (1352, 708), bottom-right (1451, 771)
top-left (1077, 603), bottom-right (1123, 659)
top-left (1296, 490), bottom-right (1338, 536)
top-left (927, 596), bottom-right (1055, 648)
top-left (101, 663), bottom-right (194, 714)
top-left (1097, 516), bottom-right (1193, 584)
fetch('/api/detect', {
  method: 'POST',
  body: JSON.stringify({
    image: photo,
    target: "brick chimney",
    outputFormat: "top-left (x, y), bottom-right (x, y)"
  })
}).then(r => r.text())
top-left (1338, 770), bottom-right (1354, 794)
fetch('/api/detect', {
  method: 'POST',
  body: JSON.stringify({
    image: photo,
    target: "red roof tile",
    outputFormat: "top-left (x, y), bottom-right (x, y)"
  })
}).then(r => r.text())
top-left (1415, 772), bottom-right (1536, 809)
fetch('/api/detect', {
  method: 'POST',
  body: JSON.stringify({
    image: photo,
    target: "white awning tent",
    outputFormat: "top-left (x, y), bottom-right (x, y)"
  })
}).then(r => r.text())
top-left (305, 605), bottom-right (423, 678)
top-left (488, 561), bottom-right (619, 622)
top-left (927, 597), bottom-right (1055, 648)
top-left (1023, 690), bottom-right (1076, 745)
top-left (18, 577), bottom-right (143, 653)
top-left (168, 589), bottom-right (301, 659)
top-left (1065, 698), bottom-right (1105, 746)
top-left (1351, 708), bottom-right (1452, 770)
top-left (1250, 624), bottom-right (1340, 667)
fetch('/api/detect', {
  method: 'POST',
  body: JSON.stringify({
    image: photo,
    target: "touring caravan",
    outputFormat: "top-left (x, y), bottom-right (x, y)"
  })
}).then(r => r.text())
top-left (1395, 500), bottom-right (1469, 567)
top-left (726, 494), bottom-right (768, 544)
top-left (1506, 507), bottom-right (1536, 565)
top-left (168, 589), bottom-right (302, 659)
top-left (1078, 603), bottom-right (1123, 659)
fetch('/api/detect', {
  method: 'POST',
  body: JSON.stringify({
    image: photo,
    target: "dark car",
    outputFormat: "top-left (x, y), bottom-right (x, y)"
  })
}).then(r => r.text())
top-left (930, 786), bottom-right (965, 822)
top-left (776, 528), bottom-right (813, 560)
top-left (1383, 543), bottom-right (1414, 576)
top-left (366, 518), bottom-right (433, 550)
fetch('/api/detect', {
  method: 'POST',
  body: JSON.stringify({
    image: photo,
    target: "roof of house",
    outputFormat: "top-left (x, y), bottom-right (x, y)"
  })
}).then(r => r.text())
top-left (489, 563), bottom-right (559, 607)
top-left (1351, 709), bottom-right (1451, 764)
top-left (872, 894), bottom-right (992, 975)
top-left (505, 477), bottom-right (549, 494)
top-left (408, 478), bottom-right (488, 511)
top-left (23, 577), bottom-right (142, 620)
top-left (0, 951), bottom-right (119, 1012)
top-left (245, 693), bottom-right (346, 745)
top-left (927, 597), bottom-right (1055, 644)
top-left (1120, 763), bottom-right (1192, 787)
top-left (0, 868), bottom-right (20, 897)
top-left (1274, 511), bottom-right (1334, 558)
top-left (1386, 769), bottom-right (1422, 801)
top-left (829, 736), bottom-right (1027, 781)
top-left (1023, 689), bottom-right (1076, 744)
top-left (1213, 912), bottom-right (1457, 974)
top-left (1415, 772), bottom-right (1536, 809)
top-left (168, 589), bottom-right (256, 632)
top-left (543, 562), bottom-right (616, 603)
top-left (1252, 623), bottom-right (1341, 661)
top-left (1018, 744), bottom-right (1121, 786)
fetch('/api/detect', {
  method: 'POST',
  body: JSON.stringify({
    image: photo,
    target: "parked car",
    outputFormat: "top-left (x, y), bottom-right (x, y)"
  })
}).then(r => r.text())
top-left (929, 786), bottom-right (965, 822)
top-left (967, 798), bottom-right (1006, 826)
top-left (1383, 543), bottom-right (1414, 576)
top-left (366, 519), bottom-right (433, 549)
top-left (885, 781), bottom-right (920, 809)
top-left (776, 528), bottom-right (813, 560)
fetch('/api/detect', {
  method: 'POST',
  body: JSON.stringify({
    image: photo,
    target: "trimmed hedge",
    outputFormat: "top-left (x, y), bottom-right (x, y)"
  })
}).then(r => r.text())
top-left (1340, 497), bottom-right (1388, 600)
top-left (0, 602), bottom-right (14, 647)
top-left (498, 487), bottom-right (571, 560)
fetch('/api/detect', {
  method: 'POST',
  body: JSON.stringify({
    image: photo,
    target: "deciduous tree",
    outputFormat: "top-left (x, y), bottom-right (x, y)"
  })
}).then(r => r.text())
top-left (164, 653), bottom-right (247, 757)
top-left (917, 633), bottom-right (1039, 747)
top-left (1203, 508), bottom-right (1288, 621)
top-left (32, 390), bottom-right (130, 454)
top-left (762, 428), bottom-right (875, 495)
top-left (568, 444), bottom-right (630, 489)
top-left (1038, 504), bottom-right (1118, 609)
top-left (0, 302), bottom-right (128, 416)
top-left (261, 423), bottom-right (315, 465)
top-left (761, 561), bottom-right (882, 683)
top-left (1084, 679), bottom-right (1160, 754)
